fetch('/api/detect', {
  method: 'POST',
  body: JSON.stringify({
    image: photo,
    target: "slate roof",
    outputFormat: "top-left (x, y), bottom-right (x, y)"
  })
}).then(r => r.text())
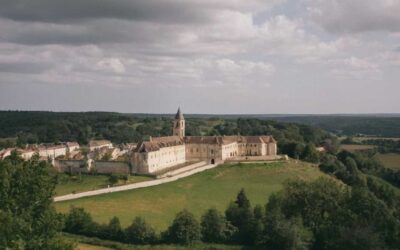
top-left (134, 136), bottom-right (184, 153)
top-left (175, 107), bottom-right (184, 120)
top-left (89, 140), bottom-right (112, 147)
top-left (134, 135), bottom-right (276, 153)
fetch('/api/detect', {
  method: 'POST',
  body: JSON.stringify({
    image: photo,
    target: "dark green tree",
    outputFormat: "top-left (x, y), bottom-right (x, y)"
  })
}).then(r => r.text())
top-left (200, 208), bottom-right (236, 243)
top-left (225, 189), bottom-right (255, 245)
top-left (125, 216), bottom-right (157, 244)
top-left (105, 216), bottom-right (124, 242)
top-left (164, 209), bottom-right (200, 245)
top-left (64, 207), bottom-right (97, 237)
top-left (0, 154), bottom-right (73, 249)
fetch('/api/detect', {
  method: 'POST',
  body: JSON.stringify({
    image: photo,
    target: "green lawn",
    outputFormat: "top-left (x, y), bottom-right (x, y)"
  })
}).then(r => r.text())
top-left (375, 153), bottom-right (400, 170)
top-left (55, 161), bottom-right (326, 231)
top-left (55, 174), bottom-right (153, 196)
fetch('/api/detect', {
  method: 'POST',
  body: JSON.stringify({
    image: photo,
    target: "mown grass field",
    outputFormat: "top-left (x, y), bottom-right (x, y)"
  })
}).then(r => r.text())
top-left (55, 174), bottom-right (153, 196)
top-left (340, 144), bottom-right (375, 152)
top-left (376, 153), bottom-right (400, 170)
top-left (56, 161), bottom-right (326, 231)
top-left (65, 233), bottom-right (241, 250)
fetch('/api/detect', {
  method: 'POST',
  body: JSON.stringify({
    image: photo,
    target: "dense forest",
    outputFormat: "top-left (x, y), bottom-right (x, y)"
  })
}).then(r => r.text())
top-left (264, 115), bottom-right (400, 137)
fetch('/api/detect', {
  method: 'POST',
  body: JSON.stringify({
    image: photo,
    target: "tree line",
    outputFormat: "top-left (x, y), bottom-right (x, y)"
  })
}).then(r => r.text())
top-left (320, 150), bottom-right (400, 188)
top-left (0, 111), bottom-right (338, 164)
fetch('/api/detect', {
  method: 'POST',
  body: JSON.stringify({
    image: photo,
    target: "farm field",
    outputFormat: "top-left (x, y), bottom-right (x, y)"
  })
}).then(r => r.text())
top-left (76, 243), bottom-right (111, 250)
top-left (376, 153), bottom-right (400, 170)
top-left (340, 144), bottom-right (375, 152)
top-left (55, 161), bottom-right (326, 231)
top-left (65, 233), bottom-right (241, 250)
top-left (55, 174), bottom-right (153, 196)
top-left (353, 137), bottom-right (400, 142)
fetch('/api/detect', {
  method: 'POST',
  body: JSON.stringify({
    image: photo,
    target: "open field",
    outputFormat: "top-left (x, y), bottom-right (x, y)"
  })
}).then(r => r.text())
top-left (375, 153), bottom-right (400, 170)
top-left (340, 144), bottom-right (375, 152)
top-left (56, 161), bottom-right (326, 231)
top-left (65, 233), bottom-right (241, 250)
top-left (353, 136), bottom-right (400, 142)
top-left (55, 175), bottom-right (153, 196)
top-left (76, 243), bottom-right (111, 250)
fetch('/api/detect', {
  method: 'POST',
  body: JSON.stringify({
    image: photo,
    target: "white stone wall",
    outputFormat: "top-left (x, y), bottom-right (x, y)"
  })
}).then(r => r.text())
top-left (90, 143), bottom-right (113, 151)
top-left (20, 151), bottom-right (35, 160)
top-left (39, 147), bottom-right (67, 158)
top-left (221, 142), bottom-right (238, 160)
top-left (132, 144), bottom-right (186, 174)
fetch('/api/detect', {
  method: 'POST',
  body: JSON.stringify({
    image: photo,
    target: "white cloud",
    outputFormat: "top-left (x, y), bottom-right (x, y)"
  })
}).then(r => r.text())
top-left (327, 57), bottom-right (381, 79)
top-left (96, 58), bottom-right (126, 74)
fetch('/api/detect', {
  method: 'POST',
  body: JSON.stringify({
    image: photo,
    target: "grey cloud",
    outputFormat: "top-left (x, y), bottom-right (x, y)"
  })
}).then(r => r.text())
top-left (0, 0), bottom-right (236, 24)
top-left (309, 0), bottom-right (400, 33)
top-left (0, 62), bottom-right (50, 74)
top-left (0, 18), bottom-right (180, 46)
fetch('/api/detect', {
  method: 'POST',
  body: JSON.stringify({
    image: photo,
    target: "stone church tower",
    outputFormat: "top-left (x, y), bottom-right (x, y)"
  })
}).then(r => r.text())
top-left (173, 107), bottom-right (185, 138)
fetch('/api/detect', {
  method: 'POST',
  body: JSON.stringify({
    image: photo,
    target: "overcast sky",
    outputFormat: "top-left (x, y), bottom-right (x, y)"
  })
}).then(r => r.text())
top-left (0, 0), bottom-right (399, 114)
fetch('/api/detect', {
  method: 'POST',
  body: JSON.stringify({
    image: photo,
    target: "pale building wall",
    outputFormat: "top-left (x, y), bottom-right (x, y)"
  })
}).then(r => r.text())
top-left (39, 147), bottom-right (67, 158)
top-left (0, 149), bottom-right (12, 159)
top-left (268, 143), bottom-right (277, 155)
top-left (20, 151), bottom-right (35, 160)
top-left (89, 143), bottom-right (113, 151)
top-left (132, 144), bottom-right (186, 174)
top-left (221, 142), bottom-right (238, 160)
top-left (67, 145), bottom-right (80, 152)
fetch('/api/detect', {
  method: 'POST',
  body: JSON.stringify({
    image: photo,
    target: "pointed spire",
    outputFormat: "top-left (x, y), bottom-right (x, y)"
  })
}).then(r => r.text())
top-left (175, 107), bottom-right (184, 120)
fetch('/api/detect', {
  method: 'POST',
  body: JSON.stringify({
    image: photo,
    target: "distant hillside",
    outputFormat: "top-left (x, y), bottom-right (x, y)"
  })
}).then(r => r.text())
top-left (265, 115), bottom-right (400, 137)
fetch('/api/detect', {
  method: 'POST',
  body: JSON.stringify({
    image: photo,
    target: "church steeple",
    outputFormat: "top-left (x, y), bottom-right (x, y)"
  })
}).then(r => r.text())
top-left (173, 107), bottom-right (185, 138)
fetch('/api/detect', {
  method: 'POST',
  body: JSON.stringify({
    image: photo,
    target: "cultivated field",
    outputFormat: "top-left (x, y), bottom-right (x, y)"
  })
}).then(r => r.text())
top-left (376, 153), bottom-right (400, 170)
top-left (340, 144), bottom-right (375, 152)
top-left (55, 175), bottom-right (153, 196)
top-left (56, 161), bottom-right (326, 231)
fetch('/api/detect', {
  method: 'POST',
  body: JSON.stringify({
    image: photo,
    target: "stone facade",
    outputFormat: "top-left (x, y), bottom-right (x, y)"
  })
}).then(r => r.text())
top-left (89, 140), bottom-right (113, 151)
top-left (131, 108), bottom-right (278, 174)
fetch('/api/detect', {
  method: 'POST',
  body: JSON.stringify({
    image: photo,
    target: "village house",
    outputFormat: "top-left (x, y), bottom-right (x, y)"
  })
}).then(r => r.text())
top-left (0, 148), bottom-right (13, 160)
top-left (89, 140), bottom-right (113, 151)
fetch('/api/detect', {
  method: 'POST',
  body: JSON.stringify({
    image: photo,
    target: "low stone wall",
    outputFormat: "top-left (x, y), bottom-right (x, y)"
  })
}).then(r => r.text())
top-left (54, 160), bottom-right (89, 174)
top-left (224, 155), bottom-right (287, 163)
top-left (93, 161), bottom-right (130, 174)
top-left (55, 160), bottom-right (130, 175)
top-left (158, 161), bottom-right (206, 178)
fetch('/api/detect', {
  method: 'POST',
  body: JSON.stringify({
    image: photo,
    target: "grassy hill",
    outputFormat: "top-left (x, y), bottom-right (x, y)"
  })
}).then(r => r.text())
top-left (55, 160), bottom-right (326, 231)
